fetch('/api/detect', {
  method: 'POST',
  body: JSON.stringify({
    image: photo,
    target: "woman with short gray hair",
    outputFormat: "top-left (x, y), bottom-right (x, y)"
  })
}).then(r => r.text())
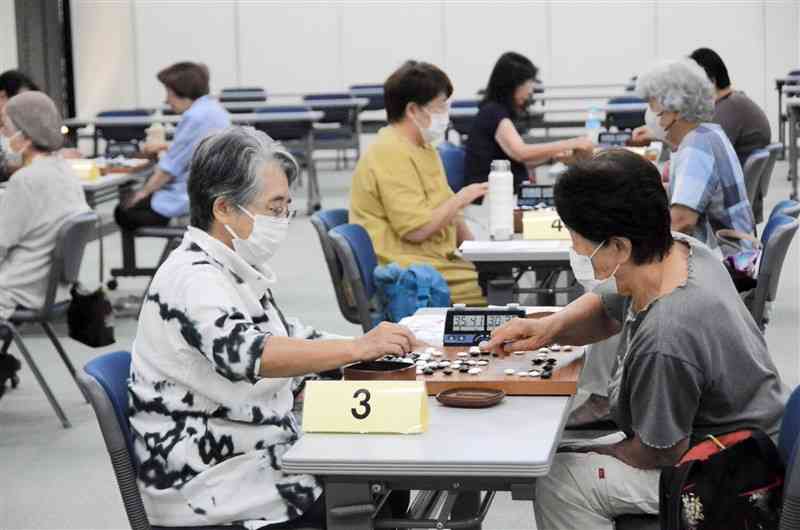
top-left (129, 126), bottom-right (417, 528)
top-left (633, 59), bottom-right (753, 253)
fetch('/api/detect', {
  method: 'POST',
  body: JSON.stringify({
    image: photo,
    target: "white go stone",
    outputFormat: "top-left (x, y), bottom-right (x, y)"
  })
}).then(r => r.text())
top-left (467, 360), bottom-right (478, 366)
top-left (529, 370), bottom-right (542, 377)
top-left (419, 353), bottom-right (432, 361)
top-left (469, 346), bottom-right (481, 354)
top-left (457, 352), bottom-right (469, 358)
top-left (468, 367), bottom-right (482, 375)
top-left (504, 368), bottom-right (516, 375)
top-left (517, 372), bottom-right (529, 377)
top-left (415, 360), bottom-right (428, 368)
top-left (416, 368), bottom-right (424, 375)
top-left (550, 344), bottom-right (561, 351)
top-left (425, 347), bottom-right (436, 354)
top-left (432, 350), bottom-right (445, 357)
top-left (563, 345), bottom-right (573, 352)
top-left (438, 361), bottom-right (451, 367)
top-left (477, 360), bottom-right (488, 366)
top-left (538, 348), bottom-right (550, 354)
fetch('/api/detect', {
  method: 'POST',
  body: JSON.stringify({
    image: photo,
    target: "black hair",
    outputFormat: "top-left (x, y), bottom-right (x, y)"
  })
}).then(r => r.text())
top-left (0, 70), bottom-right (39, 97)
top-left (384, 60), bottom-right (453, 123)
top-left (157, 62), bottom-right (210, 100)
top-left (482, 52), bottom-right (539, 116)
top-left (554, 149), bottom-right (674, 265)
top-left (689, 48), bottom-right (731, 90)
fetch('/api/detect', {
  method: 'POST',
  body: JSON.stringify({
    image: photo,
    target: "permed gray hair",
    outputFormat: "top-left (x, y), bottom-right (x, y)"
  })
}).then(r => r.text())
top-left (636, 59), bottom-right (715, 123)
top-left (187, 126), bottom-right (299, 230)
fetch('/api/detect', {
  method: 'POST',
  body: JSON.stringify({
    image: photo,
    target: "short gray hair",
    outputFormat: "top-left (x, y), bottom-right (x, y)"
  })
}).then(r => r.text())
top-left (636, 59), bottom-right (715, 123)
top-left (188, 126), bottom-right (299, 230)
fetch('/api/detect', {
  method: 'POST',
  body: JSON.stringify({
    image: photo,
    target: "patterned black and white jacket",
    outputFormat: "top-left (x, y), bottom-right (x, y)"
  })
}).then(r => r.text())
top-left (129, 226), bottom-right (322, 528)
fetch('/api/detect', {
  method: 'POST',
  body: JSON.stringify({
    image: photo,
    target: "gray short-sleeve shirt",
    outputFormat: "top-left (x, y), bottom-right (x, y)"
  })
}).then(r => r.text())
top-left (604, 234), bottom-right (786, 448)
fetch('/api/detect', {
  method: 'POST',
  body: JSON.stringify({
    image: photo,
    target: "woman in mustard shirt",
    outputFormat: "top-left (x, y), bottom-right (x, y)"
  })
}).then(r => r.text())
top-left (349, 61), bottom-right (488, 305)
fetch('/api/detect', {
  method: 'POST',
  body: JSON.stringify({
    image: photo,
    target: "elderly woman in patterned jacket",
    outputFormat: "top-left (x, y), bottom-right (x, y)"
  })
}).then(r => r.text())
top-left (128, 126), bottom-right (418, 529)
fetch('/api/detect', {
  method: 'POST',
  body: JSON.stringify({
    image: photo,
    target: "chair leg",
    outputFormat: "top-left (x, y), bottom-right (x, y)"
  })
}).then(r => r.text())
top-left (5, 323), bottom-right (71, 428)
top-left (40, 321), bottom-right (86, 403)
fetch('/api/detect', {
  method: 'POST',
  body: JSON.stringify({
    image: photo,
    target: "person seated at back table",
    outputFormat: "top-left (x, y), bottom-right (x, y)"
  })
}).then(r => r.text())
top-left (114, 61), bottom-right (230, 232)
top-left (635, 59), bottom-right (754, 253)
top-left (349, 60), bottom-right (488, 305)
top-left (484, 149), bottom-right (786, 530)
top-left (463, 51), bottom-right (594, 198)
top-left (0, 91), bottom-right (90, 390)
top-left (0, 70), bottom-right (84, 180)
top-left (1, 71), bottom-right (43, 180)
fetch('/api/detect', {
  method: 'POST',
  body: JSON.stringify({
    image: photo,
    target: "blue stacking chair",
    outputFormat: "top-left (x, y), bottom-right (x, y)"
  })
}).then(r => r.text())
top-left (349, 84), bottom-right (384, 111)
top-left (303, 92), bottom-right (360, 167)
top-left (80, 351), bottom-right (317, 530)
top-left (780, 387), bottom-right (800, 529)
top-left (437, 141), bottom-right (466, 193)
top-left (328, 224), bottom-right (382, 332)
top-left (219, 87), bottom-right (267, 114)
top-left (605, 96), bottom-right (646, 131)
top-left (749, 212), bottom-right (800, 329)
top-left (449, 99), bottom-right (480, 142)
top-left (95, 109), bottom-right (153, 157)
top-left (310, 209), bottom-right (361, 326)
top-left (771, 199), bottom-right (800, 220)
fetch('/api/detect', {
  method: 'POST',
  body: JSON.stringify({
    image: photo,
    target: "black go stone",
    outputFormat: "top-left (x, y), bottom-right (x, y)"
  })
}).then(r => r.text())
top-left (423, 368), bottom-right (434, 375)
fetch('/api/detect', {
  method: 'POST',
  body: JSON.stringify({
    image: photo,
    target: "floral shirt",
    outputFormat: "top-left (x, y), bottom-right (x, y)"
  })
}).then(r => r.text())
top-left (128, 226), bottom-right (322, 528)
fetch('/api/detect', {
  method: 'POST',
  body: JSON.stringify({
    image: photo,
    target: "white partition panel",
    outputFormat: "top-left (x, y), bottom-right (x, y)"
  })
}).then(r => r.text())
top-left (656, 1), bottom-right (765, 109)
top-left (69, 0), bottom-right (800, 128)
top-left (339, 1), bottom-right (444, 88)
top-left (238, 1), bottom-right (342, 95)
top-left (133, 0), bottom-right (238, 108)
top-left (72, 0), bottom-right (138, 117)
top-left (442, 2), bottom-right (550, 100)
top-left (765, 1), bottom-right (799, 139)
top-left (550, 2), bottom-right (655, 92)
top-left (0, 0), bottom-right (17, 72)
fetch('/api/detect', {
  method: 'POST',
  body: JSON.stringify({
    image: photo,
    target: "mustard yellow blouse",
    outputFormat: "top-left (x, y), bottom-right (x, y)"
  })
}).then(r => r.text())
top-left (349, 126), bottom-right (484, 305)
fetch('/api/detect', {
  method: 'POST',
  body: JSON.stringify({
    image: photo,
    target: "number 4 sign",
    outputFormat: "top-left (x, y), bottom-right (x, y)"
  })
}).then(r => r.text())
top-left (302, 380), bottom-right (429, 434)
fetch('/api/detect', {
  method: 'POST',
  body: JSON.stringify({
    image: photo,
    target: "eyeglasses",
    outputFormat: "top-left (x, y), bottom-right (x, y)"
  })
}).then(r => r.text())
top-left (266, 204), bottom-right (296, 219)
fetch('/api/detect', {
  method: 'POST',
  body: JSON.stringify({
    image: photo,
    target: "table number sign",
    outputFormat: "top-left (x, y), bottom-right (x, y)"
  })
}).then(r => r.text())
top-left (302, 380), bottom-right (428, 434)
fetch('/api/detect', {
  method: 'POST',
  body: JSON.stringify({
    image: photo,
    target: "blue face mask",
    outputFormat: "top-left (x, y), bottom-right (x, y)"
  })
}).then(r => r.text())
top-left (569, 240), bottom-right (620, 293)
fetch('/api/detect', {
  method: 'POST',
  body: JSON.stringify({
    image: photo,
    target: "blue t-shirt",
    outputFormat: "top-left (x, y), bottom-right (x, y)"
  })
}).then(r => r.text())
top-left (152, 96), bottom-right (231, 218)
top-left (669, 123), bottom-right (754, 248)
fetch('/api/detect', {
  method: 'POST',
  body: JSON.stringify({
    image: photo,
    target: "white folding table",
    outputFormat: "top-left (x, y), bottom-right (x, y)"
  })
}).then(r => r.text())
top-left (283, 395), bottom-right (573, 529)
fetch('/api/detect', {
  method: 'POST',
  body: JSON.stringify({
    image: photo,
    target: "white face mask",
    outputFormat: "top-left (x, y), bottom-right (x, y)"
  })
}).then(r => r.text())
top-left (225, 206), bottom-right (290, 273)
top-left (569, 240), bottom-right (620, 293)
top-left (1, 131), bottom-right (23, 166)
top-left (645, 107), bottom-right (673, 142)
top-left (414, 107), bottom-right (449, 145)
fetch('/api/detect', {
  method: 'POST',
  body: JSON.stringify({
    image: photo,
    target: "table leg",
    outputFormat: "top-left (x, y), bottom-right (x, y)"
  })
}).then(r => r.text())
top-left (486, 276), bottom-right (515, 305)
top-left (305, 131), bottom-right (321, 215)
top-left (790, 106), bottom-right (798, 200)
top-left (324, 479), bottom-right (375, 530)
top-left (778, 83), bottom-right (785, 161)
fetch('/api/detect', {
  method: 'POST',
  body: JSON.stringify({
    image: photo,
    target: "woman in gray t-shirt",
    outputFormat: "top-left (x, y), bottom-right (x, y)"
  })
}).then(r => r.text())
top-left (484, 149), bottom-right (786, 530)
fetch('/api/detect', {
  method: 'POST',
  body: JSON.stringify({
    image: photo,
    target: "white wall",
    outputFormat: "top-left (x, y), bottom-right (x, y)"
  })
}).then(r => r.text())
top-left (72, 0), bottom-right (800, 136)
top-left (0, 0), bottom-right (17, 72)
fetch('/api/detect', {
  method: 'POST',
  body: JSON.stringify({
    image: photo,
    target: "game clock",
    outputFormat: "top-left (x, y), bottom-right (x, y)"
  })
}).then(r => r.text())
top-left (518, 182), bottom-right (555, 208)
top-left (444, 307), bottom-right (526, 346)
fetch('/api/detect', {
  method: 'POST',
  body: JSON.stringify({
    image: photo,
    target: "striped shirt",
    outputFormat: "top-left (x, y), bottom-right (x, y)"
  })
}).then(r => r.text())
top-left (669, 123), bottom-right (754, 250)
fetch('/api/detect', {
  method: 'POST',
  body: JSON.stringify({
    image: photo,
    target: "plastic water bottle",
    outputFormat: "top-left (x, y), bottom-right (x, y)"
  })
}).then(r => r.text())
top-left (585, 106), bottom-right (603, 143)
top-left (488, 160), bottom-right (514, 241)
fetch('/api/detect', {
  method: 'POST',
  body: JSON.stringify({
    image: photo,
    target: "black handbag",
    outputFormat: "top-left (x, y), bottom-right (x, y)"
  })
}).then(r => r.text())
top-left (67, 284), bottom-right (115, 347)
top-left (660, 430), bottom-right (784, 530)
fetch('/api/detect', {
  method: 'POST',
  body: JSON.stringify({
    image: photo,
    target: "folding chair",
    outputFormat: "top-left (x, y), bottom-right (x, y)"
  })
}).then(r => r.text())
top-left (0, 211), bottom-right (99, 428)
top-left (328, 224), bottom-right (383, 332)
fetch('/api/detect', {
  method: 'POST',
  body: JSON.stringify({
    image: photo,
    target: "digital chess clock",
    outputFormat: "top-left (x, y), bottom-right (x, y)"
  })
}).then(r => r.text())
top-left (518, 182), bottom-right (555, 208)
top-left (443, 307), bottom-right (526, 346)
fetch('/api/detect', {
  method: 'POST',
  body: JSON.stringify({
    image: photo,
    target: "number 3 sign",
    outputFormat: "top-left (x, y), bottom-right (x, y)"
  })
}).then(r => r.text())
top-left (303, 381), bottom-right (428, 434)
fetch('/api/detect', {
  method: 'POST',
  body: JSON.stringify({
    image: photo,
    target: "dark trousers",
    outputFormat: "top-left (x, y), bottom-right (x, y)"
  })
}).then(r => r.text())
top-left (262, 490), bottom-right (411, 529)
top-left (114, 196), bottom-right (170, 232)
